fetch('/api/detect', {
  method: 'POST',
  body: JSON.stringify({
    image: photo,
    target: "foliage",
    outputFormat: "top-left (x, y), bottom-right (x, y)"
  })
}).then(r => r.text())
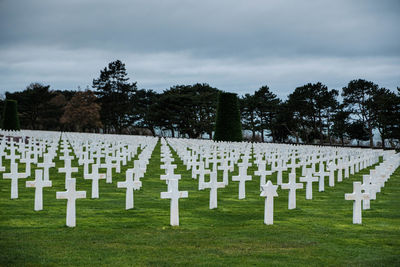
top-left (1, 99), bottom-right (20, 130)
top-left (342, 79), bottom-right (378, 147)
top-left (150, 84), bottom-right (219, 138)
top-left (92, 60), bottom-right (137, 134)
top-left (214, 92), bottom-right (242, 142)
top-left (60, 90), bottom-right (102, 132)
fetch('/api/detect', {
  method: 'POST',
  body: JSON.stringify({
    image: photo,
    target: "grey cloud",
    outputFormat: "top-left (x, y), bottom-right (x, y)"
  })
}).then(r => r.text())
top-left (0, 0), bottom-right (399, 95)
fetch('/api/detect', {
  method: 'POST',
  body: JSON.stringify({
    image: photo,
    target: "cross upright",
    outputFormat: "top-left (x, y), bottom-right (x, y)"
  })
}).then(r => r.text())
top-left (197, 162), bottom-right (210, 190)
top-left (232, 165), bottom-right (252, 199)
top-left (254, 161), bottom-right (273, 190)
top-left (203, 170), bottom-right (225, 209)
top-left (316, 162), bottom-right (329, 192)
top-left (117, 169), bottom-right (142, 209)
top-left (300, 168), bottom-right (318, 199)
top-left (345, 181), bottom-right (369, 224)
top-left (56, 178), bottom-right (86, 227)
top-left (84, 164), bottom-right (106, 198)
top-left (101, 156), bottom-right (116, 183)
top-left (3, 162), bottom-right (26, 199)
top-left (260, 180), bottom-right (279, 225)
top-left (20, 151), bottom-right (35, 178)
top-left (273, 159), bottom-right (287, 185)
top-left (281, 172), bottom-right (303, 209)
top-left (26, 169), bottom-right (52, 211)
top-left (58, 158), bottom-right (78, 188)
top-left (217, 159), bottom-right (231, 186)
top-left (37, 154), bottom-right (55, 181)
top-left (160, 179), bottom-right (188, 226)
top-left (327, 161), bottom-right (337, 187)
top-left (160, 164), bottom-right (181, 183)
top-left (5, 144), bottom-right (20, 165)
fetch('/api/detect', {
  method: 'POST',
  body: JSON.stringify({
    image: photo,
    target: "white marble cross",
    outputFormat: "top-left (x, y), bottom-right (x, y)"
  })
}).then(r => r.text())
top-left (260, 180), bottom-right (278, 225)
top-left (281, 172), bottom-right (303, 209)
top-left (101, 157), bottom-right (116, 183)
top-left (37, 154), bottom-right (55, 181)
top-left (327, 161), bottom-right (337, 187)
top-left (203, 170), bottom-right (225, 209)
top-left (254, 162), bottom-right (273, 190)
top-left (273, 159), bottom-right (287, 185)
top-left (300, 168), bottom-right (319, 200)
top-left (3, 162), bottom-right (26, 199)
top-left (58, 158), bottom-right (78, 188)
top-left (197, 162), bottom-right (210, 190)
top-left (217, 159), bottom-right (231, 186)
top-left (26, 169), bottom-right (52, 211)
top-left (20, 151), bottom-right (35, 178)
top-left (56, 178), bottom-right (86, 227)
top-left (84, 164), bottom-right (106, 198)
top-left (345, 181), bottom-right (369, 224)
top-left (117, 169), bottom-right (142, 209)
top-left (316, 162), bottom-right (329, 192)
top-left (160, 179), bottom-right (188, 226)
top-left (232, 165), bottom-right (252, 199)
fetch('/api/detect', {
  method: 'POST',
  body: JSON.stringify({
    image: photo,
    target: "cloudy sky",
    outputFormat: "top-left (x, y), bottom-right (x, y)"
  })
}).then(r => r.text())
top-left (0, 0), bottom-right (399, 98)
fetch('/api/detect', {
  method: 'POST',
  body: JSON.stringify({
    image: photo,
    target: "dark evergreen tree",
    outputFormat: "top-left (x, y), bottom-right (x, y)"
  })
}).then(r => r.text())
top-left (93, 60), bottom-right (137, 134)
top-left (214, 92), bottom-right (242, 142)
top-left (342, 79), bottom-right (378, 147)
top-left (1, 99), bottom-right (20, 130)
top-left (254, 85), bottom-right (281, 142)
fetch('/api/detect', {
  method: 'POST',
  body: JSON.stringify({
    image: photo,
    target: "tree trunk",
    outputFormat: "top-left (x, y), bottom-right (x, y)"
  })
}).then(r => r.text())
top-left (368, 121), bottom-right (374, 147)
top-left (261, 129), bottom-right (264, 142)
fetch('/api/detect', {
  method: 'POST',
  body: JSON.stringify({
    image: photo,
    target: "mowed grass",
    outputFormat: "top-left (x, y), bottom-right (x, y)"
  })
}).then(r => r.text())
top-left (1, 140), bottom-right (399, 266)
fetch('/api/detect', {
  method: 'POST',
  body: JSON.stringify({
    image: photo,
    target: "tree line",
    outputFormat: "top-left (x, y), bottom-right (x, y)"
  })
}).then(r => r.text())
top-left (2, 60), bottom-right (399, 148)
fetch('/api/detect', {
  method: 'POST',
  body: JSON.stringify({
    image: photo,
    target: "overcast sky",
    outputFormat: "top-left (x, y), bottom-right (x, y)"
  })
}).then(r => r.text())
top-left (0, 0), bottom-right (399, 98)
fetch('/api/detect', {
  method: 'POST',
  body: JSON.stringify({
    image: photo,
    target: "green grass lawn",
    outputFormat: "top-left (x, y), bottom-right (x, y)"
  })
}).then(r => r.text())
top-left (1, 141), bottom-right (399, 266)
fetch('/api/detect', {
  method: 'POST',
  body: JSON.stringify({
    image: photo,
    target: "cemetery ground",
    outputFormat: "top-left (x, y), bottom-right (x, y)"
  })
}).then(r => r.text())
top-left (1, 141), bottom-right (399, 266)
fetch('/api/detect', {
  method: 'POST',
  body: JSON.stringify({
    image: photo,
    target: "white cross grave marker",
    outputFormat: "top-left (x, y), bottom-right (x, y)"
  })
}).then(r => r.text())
top-left (56, 178), bottom-right (86, 227)
top-left (3, 162), bottom-right (26, 199)
top-left (117, 169), bottom-right (142, 209)
top-left (160, 179), bottom-right (188, 226)
top-left (281, 172), bottom-right (303, 209)
top-left (345, 181), bottom-right (369, 224)
top-left (300, 168), bottom-right (319, 200)
top-left (260, 180), bottom-right (278, 225)
top-left (84, 164), bottom-right (106, 199)
top-left (203, 170), bottom-right (225, 209)
top-left (232, 165), bottom-right (252, 199)
top-left (26, 169), bottom-right (52, 211)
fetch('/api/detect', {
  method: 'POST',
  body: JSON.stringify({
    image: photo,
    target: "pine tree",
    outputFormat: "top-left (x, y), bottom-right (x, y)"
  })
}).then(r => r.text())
top-left (1, 99), bottom-right (20, 130)
top-left (214, 92), bottom-right (242, 142)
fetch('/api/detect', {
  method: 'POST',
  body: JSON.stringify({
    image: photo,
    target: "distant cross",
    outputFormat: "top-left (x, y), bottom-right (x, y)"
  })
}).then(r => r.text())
top-left (218, 159), bottom-right (231, 186)
top-left (300, 168), bottom-right (318, 199)
top-left (260, 180), bottom-right (279, 225)
top-left (345, 181), bottom-right (369, 224)
top-left (232, 166), bottom-right (252, 199)
top-left (117, 169), bottom-right (142, 209)
top-left (56, 178), bottom-right (86, 227)
top-left (84, 164), bottom-right (106, 198)
top-left (101, 157), bottom-right (116, 183)
top-left (203, 170), bottom-right (225, 209)
top-left (26, 169), bottom-right (52, 211)
top-left (5, 144), bottom-right (20, 165)
top-left (254, 162), bottom-right (273, 190)
top-left (58, 158), bottom-right (78, 188)
top-left (160, 179), bottom-right (188, 226)
top-left (3, 162), bottom-right (26, 199)
top-left (37, 154), bottom-right (55, 181)
top-left (20, 151), bottom-right (35, 178)
top-left (273, 159), bottom-right (287, 185)
top-left (281, 172), bottom-right (303, 209)
top-left (327, 161), bottom-right (337, 187)
top-left (197, 162), bottom-right (210, 190)
top-left (316, 162), bottom-right (329, 192)
top-left (336, 159), bottom-right (344, 182)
